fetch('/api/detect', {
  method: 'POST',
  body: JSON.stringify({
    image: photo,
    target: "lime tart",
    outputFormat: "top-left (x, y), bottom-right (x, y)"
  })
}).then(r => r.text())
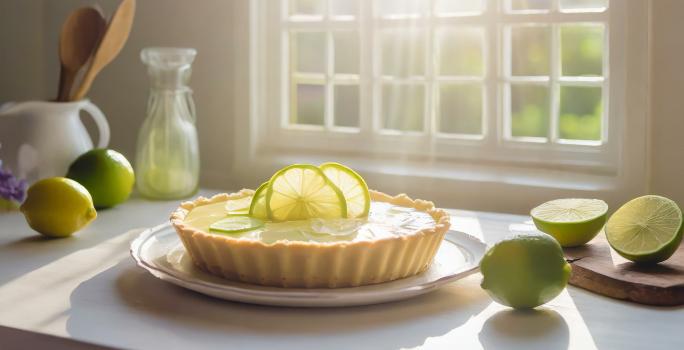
top-left (170, 163), bottom-right (451, 288)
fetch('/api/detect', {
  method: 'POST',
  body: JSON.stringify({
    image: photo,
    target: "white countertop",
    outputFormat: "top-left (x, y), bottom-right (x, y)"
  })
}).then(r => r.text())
top-left (0, 189), bottom-right (681, 350)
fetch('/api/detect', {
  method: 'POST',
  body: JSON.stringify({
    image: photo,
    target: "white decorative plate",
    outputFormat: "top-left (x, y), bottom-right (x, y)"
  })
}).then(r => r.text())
top-left (130, 223), bottom-right (487, 307)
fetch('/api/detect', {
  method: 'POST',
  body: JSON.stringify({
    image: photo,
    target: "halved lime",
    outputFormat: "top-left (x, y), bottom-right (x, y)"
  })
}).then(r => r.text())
top-left (266, 164), bottom-right (347, 222)
top-left (320, 162), bottom-right (370, 218)
top-left (605, 195), bottom-right (683, 263)
top-left (209, 215), bottom-right (264, 234)
top-left (225, 195), bottom-right (252, 214)
top-left (248, 182), bottom-right (269, 220)
top-left (531, 198), bottom-right (608, 247)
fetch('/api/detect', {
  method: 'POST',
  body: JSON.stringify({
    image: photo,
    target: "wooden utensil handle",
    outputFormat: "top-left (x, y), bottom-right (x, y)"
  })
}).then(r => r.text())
top-left (70, 67), bottom-right (96, 101)
top-left (57, 67), bottom-right (77, 101)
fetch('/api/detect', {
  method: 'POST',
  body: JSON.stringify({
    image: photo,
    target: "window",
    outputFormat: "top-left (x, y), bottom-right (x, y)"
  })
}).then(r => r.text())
top-left (255, 0), bottom-right (620, 171)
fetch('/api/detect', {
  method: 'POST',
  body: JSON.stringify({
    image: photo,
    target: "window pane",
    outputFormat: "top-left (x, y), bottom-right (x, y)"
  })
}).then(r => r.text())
top-left (290, 0), bottom-right (323, 16)
top-left (334, 85), bottom-right (360, 127)
top-left (291, 32), bottom-right (326, 73)
top-left (381, 29), bottom-right (425, 77)
top-left (561, 25), bottom-right (604, 77)
top-left (377, 0), bottom-right (424, 17)
top-left (437, 27), bottom-right (484, 76)
top-left (510, 84), bottom-right (549, 138)
top-left (508, 0), bottom-right (552, 12)
top-left (331, 0), bottom-right (358, 17)
top-left (439, 84), bottom-right (483, 135)
top-left (559, 86), bottom-right (602, 141)
top-left (382, 84), bottom-right (424, 132)
top-left (511, 26), bottom-right (550, 76)
top-left (435, 0), bottom-right (483, 15)
top-left (334, 31), bottom-right (359, 74)
top-left (560, 0), bottom-right (608, 11)
top-left (291, 84), bottom-right (325, 125)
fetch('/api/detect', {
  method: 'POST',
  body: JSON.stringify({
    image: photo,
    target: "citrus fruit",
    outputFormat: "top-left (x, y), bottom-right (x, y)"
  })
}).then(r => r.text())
top-left (531, 198), bottom-right (608, 247)
top-left (265, 164), bottom-right (347, 222)
top-left (20, 177), bottom-right (97, 238)
top-left (480, 233), bottom-right (572, 309)
top-left (210, 215), bottom-right (264, 234)
top-left (249, 182), bottom-right (269, 219)
top-left (66, 148), bottom-right (134, 208)
top-left (320, 162), bottom-right (370, 218)
top-left (605, 195), bottom-right (683, 263)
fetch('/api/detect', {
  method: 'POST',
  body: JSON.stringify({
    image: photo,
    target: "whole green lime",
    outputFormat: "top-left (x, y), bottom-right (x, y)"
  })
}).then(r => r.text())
top-left (66, 149), bottom-right (134, 208)
top-left (20, 177), bottom-right (97, 237)
top-left (480, 233), bottom-right (572, 309)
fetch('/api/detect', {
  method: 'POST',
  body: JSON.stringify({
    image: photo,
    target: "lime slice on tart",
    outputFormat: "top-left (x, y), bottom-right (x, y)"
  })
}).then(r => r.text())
top-left (320, 162), bottom-right (370, 218)
top-left (225, 195), bottom-right (252, 214)
top-left (248, 182), bottom-right (269, 220)
top-left (531, 198), bottom-right (608, 247)
top-left (266, 164), bottom-right (347, 222)
top-left (210, 215), bottom-right (264, 234)
top-left (605, 195), bottom-right (683, 263)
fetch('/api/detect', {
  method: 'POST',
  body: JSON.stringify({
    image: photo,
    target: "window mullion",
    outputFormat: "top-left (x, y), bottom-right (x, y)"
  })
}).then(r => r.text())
top-left (426, 0), bottom-right (436, 139)
top-left (359, 0), bottom-right (374, 136)
top-left (550, 7), bottom-right (561, 143)
top-left (485, 0), bottom-right (500, 147)
top-left (325, 32), bottom-right (334, 130)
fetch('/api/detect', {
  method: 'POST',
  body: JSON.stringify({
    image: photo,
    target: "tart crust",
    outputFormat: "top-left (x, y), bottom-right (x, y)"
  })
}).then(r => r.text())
top-left (170, 190), bottom-right (451, 288)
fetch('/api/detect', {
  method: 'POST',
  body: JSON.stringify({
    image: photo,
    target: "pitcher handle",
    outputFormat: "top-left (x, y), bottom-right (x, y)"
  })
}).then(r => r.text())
top-left (81, 100), bottom-right (110, 148)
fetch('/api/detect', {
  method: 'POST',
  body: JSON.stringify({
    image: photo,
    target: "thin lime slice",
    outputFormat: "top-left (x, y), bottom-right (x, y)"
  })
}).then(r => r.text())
top-left (605, 195), bottom-right (683, 263)
top-left (225, 195), bottom-right (252, 214)
top-left (209, 215), bottom-right (264, 234)
top-left (248, 182), bottom-right (269, 220)
top-left (531, 198), bottom-right (608, 247)
top-left (266, 164), bottom-right (347, 222)
top-left (319, 162), bottom-right (370, 218)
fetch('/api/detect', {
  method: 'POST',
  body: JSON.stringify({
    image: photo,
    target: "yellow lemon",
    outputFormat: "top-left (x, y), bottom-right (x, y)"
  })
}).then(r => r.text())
top-left (20, 177), bottom-right (97, 238)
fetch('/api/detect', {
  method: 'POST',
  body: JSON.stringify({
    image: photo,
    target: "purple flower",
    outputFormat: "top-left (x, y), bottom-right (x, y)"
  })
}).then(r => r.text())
top-left (0, 163), bottom-right (27, 204)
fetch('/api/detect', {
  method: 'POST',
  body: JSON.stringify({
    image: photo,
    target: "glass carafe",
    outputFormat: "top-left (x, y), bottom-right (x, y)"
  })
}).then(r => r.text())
top-left (135, 47), bottom-right (199, 199)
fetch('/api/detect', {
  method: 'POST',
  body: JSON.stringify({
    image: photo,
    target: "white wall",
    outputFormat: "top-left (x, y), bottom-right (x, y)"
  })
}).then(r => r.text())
top-left (1, 0), bottom-right (683, 213)
top-left (0, 0), bottom-right (46, 101)
top-left (650, 0), bottom-right (684, 204)
top-left (1, 0), bottom-right (239, 188)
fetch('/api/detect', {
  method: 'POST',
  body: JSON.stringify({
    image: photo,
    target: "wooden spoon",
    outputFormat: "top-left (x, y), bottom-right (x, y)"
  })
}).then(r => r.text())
top-left (56, 7), bottom-right (106, 101)
top-left (70, 0), bottom-right (136, 101)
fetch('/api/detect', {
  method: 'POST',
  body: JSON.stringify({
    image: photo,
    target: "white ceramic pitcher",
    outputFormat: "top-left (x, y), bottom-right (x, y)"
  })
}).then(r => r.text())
top-left (0, 100), bottom-right (109, 184)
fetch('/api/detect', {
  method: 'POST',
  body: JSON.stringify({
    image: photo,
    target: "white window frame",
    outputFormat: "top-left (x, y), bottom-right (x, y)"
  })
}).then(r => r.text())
top-left (255, 0), bottom-right (621, 172)
top-left (233, 0), bottom-right (649, 211)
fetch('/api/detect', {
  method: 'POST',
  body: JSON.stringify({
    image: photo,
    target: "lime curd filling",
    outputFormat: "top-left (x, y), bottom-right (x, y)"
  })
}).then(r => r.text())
top-left (184, 199), bottom-right (436, 244)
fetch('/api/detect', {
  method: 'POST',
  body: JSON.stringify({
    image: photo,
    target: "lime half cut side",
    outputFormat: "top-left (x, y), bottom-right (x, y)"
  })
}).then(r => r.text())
top-left (320, 162), bottom-right (370, 218)
top-left (605, 195), bottom-right (683, 263)
top-left (248, 182), bottom-right (269, 220)
top-left (210, 215), bottom-right (264, 234)
top-left (266, 164), bottom-right (347, 222)
top-left (531, 198), bottom-right (608, 247)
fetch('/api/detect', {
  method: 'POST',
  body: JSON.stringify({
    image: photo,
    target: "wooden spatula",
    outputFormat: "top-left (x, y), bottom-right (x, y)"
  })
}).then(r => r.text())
top-left (56, 7), bottom-right (106, 101)
top-left (70, 0), bottom-right (136, 101)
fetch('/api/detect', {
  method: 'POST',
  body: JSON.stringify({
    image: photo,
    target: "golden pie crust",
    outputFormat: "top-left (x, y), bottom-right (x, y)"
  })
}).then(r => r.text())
top-left (170, 189), bottom-right (451, 288)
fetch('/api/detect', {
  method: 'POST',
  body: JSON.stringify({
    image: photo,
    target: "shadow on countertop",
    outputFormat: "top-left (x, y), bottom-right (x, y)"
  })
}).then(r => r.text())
top-left (479, 308), bottom-right (569, 350)
top-left (65, 259), bottom-right (492, 350)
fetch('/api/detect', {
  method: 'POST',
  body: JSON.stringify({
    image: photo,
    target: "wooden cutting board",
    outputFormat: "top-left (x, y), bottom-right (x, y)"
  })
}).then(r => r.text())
top-left (563, 234), bottom-right (684, 306)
